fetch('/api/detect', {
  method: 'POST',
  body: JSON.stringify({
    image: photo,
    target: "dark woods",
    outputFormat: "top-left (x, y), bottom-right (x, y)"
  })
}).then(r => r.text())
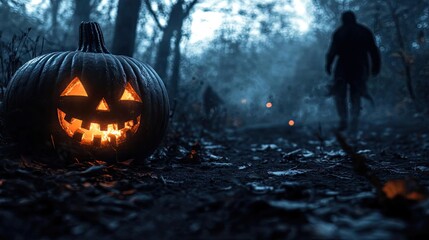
top-left (1, 0), bottom-right (429, 128)
top-left (1, 1), bottom-right (429, 239)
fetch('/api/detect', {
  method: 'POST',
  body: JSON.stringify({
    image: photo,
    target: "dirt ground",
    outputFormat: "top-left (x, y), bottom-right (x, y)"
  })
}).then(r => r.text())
top-left (1, 118), bottom-right (429, 239)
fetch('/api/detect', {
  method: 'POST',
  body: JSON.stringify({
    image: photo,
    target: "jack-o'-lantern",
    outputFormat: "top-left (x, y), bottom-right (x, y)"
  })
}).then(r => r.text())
top-left (3, 22), bottom-right (170, 160)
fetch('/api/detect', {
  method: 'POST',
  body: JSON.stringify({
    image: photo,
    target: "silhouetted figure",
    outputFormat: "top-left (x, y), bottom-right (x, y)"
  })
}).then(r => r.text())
top-left (326, 11), bottom-right (381, 132)
top-left (202, 85), bottom-right (226, 129)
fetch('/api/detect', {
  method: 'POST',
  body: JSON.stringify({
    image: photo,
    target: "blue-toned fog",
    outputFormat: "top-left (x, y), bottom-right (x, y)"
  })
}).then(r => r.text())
top-left (1, 0), bottom-right (428, 127)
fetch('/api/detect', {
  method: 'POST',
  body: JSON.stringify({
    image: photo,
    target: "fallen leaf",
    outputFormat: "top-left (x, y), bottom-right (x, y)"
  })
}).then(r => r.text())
top-left (99, 181), bottom-right (117, 188)
top-left (382, 179), bottom-right (426, 201)
top-left (122, 189), bottom-right (136, 195)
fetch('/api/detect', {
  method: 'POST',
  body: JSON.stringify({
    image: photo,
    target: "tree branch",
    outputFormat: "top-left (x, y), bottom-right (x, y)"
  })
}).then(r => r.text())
top-left (144, 0), bottom-right (165, 30)
top-left (90, 0), bottom-right (101, 11)
top-left (183, 0), bottom-right (199, 18)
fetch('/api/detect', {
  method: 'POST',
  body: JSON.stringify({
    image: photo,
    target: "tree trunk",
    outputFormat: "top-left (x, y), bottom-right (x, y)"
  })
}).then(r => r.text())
top-left (49, 0), bottom-right (61, 37)
top-left (147, 0), bottom-right (198, 92)
top-left (111, 0), bottom-right (142, 56)
top-left (71, 0), bottom-right (91, 46)
top-left (386, 0), bottom-right (415, 100)
top-left (154, 1), bottom-right (184, 81)
top-left (74, 0), bottom-right (91, 26)
top-left (170, 28), bottom-right (183, 100)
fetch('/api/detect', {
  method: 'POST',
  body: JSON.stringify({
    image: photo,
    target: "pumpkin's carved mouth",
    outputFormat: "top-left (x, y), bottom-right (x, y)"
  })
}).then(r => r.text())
top-left (57, 109), bottom-right (140, 147)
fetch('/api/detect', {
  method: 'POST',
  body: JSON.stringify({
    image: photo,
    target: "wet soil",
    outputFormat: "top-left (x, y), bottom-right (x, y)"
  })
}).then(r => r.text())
top-left (1, 119), bottom-right (429, 239)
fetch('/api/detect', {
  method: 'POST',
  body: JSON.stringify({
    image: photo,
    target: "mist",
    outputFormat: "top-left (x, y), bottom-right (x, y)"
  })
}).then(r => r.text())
top-left (2, 0), bottom-right (428, 130)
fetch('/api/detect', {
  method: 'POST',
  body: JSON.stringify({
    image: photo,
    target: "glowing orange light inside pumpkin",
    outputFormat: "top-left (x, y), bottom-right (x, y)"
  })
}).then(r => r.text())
top-left (96, 98), bottom-right (110, 111)
top-left (120, 82), bottom-right (142, 102)
top-left (57, 80), bottom-right (142, 147)
top-left (266, 102), bottom-right (273, 108)
top-left (61, 77), bottom-right (88, 97)
top-left (57, 109), bottom-right (140, 146)
top-left (289, 120), bottom-right (295, 126)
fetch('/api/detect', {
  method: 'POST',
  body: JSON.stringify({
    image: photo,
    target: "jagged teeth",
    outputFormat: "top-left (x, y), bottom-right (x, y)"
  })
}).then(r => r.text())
top-left (59, 109), bottom-right (139, 146)
top-left (100, 123), bottom-right (108, 131)
top-left (72, 130), bottom-right (84, 142)
top-left (108, 134), bottom-right (116, 144)
top-left (93, 135), bottom-right (102, 147)
top-left (81, 121), bottom-right (91, 130)
top-left (69, 118), bottom-right (133, 132)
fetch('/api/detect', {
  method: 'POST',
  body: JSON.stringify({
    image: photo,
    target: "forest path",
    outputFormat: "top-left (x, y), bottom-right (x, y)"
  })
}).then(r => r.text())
top-left (0, 119), bottom-right (428, 239)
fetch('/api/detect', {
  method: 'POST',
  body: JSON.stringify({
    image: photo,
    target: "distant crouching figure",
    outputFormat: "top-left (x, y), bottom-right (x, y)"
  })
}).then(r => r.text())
top-left (326, 11), bottom-right (381, 132)
top-left (203, 85), bottom-right (226, 129)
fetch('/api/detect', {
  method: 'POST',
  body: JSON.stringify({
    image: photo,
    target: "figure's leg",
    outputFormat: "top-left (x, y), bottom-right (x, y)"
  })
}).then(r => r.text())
top-left (334, 79), bottom-right (348, 131)
top-left (350, 83), bottom-right (361, 132)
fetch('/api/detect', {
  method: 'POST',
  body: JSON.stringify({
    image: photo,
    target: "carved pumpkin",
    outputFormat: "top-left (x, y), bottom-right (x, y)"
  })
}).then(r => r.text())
top-left (3, 22), bottom-right (169, 160)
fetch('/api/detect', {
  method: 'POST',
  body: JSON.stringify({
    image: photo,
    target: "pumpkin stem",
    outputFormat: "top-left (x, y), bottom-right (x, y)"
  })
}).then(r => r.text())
top-left (78, 22), bottom-right (110, 53)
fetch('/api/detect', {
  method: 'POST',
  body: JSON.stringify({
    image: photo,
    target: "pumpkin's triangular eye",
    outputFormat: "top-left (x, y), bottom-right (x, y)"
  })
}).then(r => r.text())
top-left (96, 98), bottom-right (110, 111)
top-left (120, 82), bottom-right (142, 102)
top-left (61, 77), bottom-right (88, 97)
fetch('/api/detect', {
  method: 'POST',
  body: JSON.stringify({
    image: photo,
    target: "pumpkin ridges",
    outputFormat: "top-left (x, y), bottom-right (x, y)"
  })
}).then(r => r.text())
top-left (117, 56), bottom-right (156, 154)
top-left (4, 58), bottom-right (35, 106)
top-left (106, 55), bottom-right (169, 157)
top-left (79, 52), bottom-right (104, 100)
top-left (138, 60), bottom-right (169, 125)
top-left (37, 52), bottom-right (74, 138)
top-left (106, 55), bottom-right (129, 103)
top-left (55, 52), bottom-right (80, 96)
top-left (113, 57), bottom-right (150, 146)
top-left (5, 53), bottom-right (57, 109)
top-left (122, 56), bottom-right (169, 154)
top-left (5, 53), bottom-right (53, 92)
top-left (86, 52), bottom-right (104, 99)
top-left (132, 58), bottom-right (170, 146)
top-left (115, 57), bottom-right (145, 99)
top-left (107, 54), bottom-right (131, 99)
top-left (38, 52), bottom-right (71, 96)
top-left (100, 53), bottom-right (117, 102)
top-left (140, 64), bottom-right (165, 120)
top-left (148, 63), bottom-right (170, 143)
top-left (4, 52), bottom-right (65, 141)
top-left (102, 53), bottom-right (132, 104)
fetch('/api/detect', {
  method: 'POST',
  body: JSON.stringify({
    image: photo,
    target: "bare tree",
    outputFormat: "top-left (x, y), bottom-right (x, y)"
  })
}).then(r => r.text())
top-left (70, 0), bottom-right (101, 45)
top-left (74, 0), bottom-right (91, 27)
top-left (111, 0), bottom-right (142, 56)
top-left (385, 0), bottom-right (415, 100)
top-left (49, 0), bottom-right (62, 37)
top-left (145, 0), bottom-right (199, 98)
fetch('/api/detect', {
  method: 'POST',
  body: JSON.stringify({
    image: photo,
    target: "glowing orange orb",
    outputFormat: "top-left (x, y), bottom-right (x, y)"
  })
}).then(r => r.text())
top-left (288, 120), bottom-right (295, 126)
top-left (266, 102), bottom-right (273, 108)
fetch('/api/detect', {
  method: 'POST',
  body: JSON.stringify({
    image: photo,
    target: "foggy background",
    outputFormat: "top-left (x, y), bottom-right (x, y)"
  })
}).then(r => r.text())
top-left (1, 0), bottom-right (428, 128)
